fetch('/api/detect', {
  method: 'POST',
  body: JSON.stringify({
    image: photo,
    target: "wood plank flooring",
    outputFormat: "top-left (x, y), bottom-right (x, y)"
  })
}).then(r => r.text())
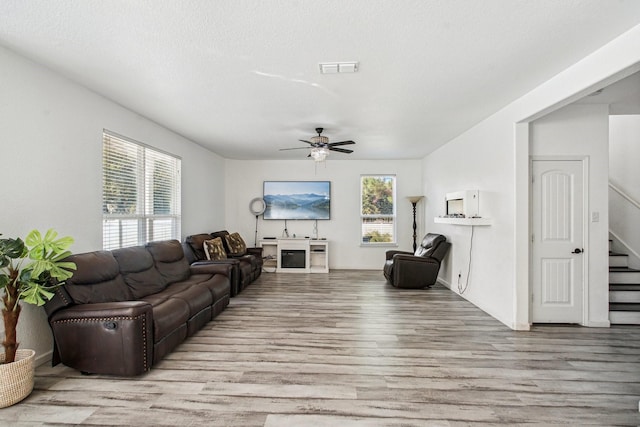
top-left (3, 270), bottom-right (640, 426)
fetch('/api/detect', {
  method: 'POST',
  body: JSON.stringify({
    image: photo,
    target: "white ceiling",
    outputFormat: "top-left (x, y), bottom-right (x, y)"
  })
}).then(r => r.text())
top-left (2, 1), bottom-right (640, 160)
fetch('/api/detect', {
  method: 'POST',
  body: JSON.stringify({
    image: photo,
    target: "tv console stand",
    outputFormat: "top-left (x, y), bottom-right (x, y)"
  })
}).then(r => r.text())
top-left (259, 238), bottom-right (329, 273)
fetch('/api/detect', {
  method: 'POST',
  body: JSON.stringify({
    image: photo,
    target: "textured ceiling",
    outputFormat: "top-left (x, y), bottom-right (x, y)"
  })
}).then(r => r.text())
top-left (1, 0), bottom-right (640, 160)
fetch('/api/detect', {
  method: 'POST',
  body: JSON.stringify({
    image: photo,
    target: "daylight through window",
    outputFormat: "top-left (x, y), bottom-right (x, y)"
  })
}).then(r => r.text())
top-left (102, 131), bottom-right (181, 250)
top-left (360, 175), bottom-right (396, 244)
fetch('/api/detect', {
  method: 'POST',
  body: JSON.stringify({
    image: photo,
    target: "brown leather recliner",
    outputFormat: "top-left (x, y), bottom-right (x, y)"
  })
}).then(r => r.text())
top-left (183, 231), bottom-right (262, 297)
top-left (383, 233), bottom-right (450, 289)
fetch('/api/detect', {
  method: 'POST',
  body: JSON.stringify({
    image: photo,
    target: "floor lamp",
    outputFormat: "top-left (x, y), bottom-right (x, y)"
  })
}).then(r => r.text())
top-left (407, 196), bottom-right (424, 252)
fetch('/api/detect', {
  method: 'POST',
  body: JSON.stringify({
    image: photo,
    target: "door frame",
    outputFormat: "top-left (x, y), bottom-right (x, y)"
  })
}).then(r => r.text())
top-left (529, 155), bottom-right (590, 326)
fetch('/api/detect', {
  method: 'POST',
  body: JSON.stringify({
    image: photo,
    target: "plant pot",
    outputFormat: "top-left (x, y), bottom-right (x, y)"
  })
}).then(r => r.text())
top-left (0, 349), bottom-right (35, 408)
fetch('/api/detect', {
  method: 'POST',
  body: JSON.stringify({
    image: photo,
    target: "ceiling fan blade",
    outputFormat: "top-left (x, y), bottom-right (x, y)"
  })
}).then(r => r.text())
top-left (329, 147), bottom-right (354, 154)
top-left (299, 139), bottom-right (315, 145)
top-left (279, 147), bottom-right (311, 151)
top-left (328, 140), bottom-right (355, 147)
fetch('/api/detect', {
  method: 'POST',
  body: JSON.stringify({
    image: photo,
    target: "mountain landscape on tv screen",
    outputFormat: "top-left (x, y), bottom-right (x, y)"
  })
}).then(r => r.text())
top-left (264, 193), bottom-right (330, 219)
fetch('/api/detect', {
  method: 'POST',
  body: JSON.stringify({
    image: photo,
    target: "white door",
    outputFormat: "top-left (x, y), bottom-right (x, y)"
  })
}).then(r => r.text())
top-left (531, 159), bottom-right (584, 323)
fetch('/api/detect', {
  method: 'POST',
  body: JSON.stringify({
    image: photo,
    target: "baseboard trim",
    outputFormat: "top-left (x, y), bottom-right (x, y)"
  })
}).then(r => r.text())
top-left (436, 277), bottom-right (451, 288)
top-left (511, 322), bottom-right (531, 331)
top-left (35, 349), bottom-right (53, 368)
top-left (583, 320), bottom-right (611, 328)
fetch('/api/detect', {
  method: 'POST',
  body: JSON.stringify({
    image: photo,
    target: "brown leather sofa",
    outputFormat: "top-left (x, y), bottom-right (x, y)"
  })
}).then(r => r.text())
top-left (384, 233), bottom-right (451, 289)
top-left (43, 240), bottom-right (232, 376)
top-left (183, 231), bottom-right (263, 296)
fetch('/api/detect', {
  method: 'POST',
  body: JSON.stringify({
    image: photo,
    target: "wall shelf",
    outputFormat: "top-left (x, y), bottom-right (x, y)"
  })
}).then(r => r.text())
top-left (434, 217), bottom-right (492, 226)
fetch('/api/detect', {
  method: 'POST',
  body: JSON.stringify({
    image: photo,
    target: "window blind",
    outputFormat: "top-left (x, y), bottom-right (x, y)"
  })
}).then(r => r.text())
top-left (102, 131), bottom-right (181, 250)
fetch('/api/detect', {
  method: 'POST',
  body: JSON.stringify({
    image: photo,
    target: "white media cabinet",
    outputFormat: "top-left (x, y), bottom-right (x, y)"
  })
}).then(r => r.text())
top-left (260, 238), bottom-right (329, 273)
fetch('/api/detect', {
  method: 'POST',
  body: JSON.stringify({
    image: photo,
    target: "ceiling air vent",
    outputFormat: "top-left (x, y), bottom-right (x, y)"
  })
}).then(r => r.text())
top-left (319, 62), bottom-right (359, 74)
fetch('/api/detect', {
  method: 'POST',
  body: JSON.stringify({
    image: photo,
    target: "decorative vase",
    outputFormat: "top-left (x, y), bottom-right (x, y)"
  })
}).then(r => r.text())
top-left (0, 349), bottom-right (35, 408)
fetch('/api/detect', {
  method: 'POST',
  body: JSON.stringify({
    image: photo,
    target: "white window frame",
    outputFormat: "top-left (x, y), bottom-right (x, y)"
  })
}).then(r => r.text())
top-left (102, 130), bottom-right (181, 250)
top-left (360, 174), bottom-right (397, 246)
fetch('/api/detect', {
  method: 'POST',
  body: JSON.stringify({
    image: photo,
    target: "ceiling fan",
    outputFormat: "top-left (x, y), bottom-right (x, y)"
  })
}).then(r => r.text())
top-left (280, 128), bottom-right (355, 161)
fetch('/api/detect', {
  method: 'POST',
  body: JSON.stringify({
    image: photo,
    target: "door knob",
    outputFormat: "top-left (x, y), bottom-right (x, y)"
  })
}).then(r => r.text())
top-left (572, 248), bottom-right (583, 254)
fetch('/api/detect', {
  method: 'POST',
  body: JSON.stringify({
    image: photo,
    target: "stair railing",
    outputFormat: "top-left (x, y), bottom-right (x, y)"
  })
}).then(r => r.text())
top-left (609, 181), bottom-right (640, 211)
top-left (609, 181), bottom-right (640, 264)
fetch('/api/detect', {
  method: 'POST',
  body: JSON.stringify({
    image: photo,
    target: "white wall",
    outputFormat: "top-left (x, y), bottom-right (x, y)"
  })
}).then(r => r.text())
top-left (423, 115), bottom-right (516, 328)
top-left (0, 45), bottom-right (226, 364)
top-left (609, 115), bottom-right (640, 267)
top-left (530, 103), bottom-right (610, 326)
top-left (224, 159), bottom-right (423, 269)
top-left (423, 23), bottom-right (640, 330)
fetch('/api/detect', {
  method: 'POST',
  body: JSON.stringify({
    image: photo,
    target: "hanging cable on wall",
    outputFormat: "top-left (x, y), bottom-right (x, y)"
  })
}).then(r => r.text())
top-left (458, 225), bottom-right (475, 294)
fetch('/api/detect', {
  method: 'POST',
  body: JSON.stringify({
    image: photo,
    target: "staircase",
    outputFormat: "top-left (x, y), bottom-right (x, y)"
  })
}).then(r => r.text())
top-left (609, 241), bottom-right (640, 325)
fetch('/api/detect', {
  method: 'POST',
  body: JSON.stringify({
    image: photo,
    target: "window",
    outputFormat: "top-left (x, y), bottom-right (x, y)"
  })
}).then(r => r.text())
top-left (102, 131), bottom-right (181, 250)
top-left (360, 175), bottom-right (396, 244)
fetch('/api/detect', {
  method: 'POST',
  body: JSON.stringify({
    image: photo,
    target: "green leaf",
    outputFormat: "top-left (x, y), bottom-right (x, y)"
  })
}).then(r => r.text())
top-left (19, 269), bottom-right (32, 283)
top-left (24, 230), bottom-right (43, 249)
top-left (19, 281), bottom-right (54, 306)
top-left (0, 237), bottom-right (26, 260)
top-left (54, 261), bottom-right (76, 272)
top-left (51, 235), bottom-right (74, 252)
top-left (50, 250), bottom-right (74, 263)
top-left (27, 229), bottom-right (74, 261)
top-left (49, 264), bottom-right (74, 281)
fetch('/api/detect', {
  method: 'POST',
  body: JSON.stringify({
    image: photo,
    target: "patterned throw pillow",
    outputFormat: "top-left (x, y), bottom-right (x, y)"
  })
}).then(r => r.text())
top-left (203, 238), bottom-right (227, 260)
top-left (225, 232), bottom-right (247, 256)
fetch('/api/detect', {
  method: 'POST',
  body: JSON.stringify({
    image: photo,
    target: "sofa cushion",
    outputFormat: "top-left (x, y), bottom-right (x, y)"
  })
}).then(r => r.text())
top-left (113, 246), bottom-right (167, 298)
top-left (185, 233), bottom-right (211, 261)
top-left (414, 233), bottom-right (446, 257)
top-left (146, 240), bottom-right (190, 284)
top-left (170, 283), bottom-right (214, 318)
top-left (142, 282), bottom-right (213, 319)
top-left (204, 237), bottom-right (227, 260)
top-left (63, 251), bottom-right (132, 304)
top-left (225, 232), bottom-right (247, 256)
top-left (210, 230), bottom-right (231, 252)
top-left (140, 295), bottom-right (190, 342)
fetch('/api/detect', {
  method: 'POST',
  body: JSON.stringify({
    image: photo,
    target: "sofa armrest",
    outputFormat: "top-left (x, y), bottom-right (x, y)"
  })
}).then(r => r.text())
top-left (43, 286), bottom-right (75, 320)
top-left (246, 247), bottom-right (263, 257)
top-left (385, 250), bottom-right (413, 261)
top-left (392, 254), bottom-right (439, 264)
top-left (49, 301), bottom-right (153, 376)
top-left (190, 262), bottom-right (233, 278)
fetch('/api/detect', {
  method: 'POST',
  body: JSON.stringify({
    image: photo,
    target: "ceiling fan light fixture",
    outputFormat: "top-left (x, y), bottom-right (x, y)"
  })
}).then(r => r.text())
top-left (310, 135), bottom-right (329, 145)
top-left (279, 127), bottom-right (355, 161)
top-left (310, 146), bottom-right (329, 162)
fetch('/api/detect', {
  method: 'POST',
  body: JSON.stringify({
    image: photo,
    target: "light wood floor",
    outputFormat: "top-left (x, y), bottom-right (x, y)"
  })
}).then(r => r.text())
top-left (3, 270), bottom-right (640, 426)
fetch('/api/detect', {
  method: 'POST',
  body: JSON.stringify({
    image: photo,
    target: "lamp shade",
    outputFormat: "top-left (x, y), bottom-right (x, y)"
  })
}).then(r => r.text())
top-left (407, 196), bottom-right (424, 204)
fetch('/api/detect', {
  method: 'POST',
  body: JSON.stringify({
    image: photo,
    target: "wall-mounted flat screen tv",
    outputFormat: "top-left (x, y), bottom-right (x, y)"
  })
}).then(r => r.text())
top-left (263, 181), bottom-right (331, 220)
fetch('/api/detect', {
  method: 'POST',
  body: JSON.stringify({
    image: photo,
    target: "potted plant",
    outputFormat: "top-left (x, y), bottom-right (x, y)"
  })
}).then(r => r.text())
top-left (0, 229), bottom-right (76, 408)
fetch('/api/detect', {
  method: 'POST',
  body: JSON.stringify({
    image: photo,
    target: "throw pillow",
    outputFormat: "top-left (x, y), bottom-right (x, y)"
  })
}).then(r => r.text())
top-left (203, 237), bottom-right (227, 260)
top-left (225, 232), bottom-right (247, 256)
